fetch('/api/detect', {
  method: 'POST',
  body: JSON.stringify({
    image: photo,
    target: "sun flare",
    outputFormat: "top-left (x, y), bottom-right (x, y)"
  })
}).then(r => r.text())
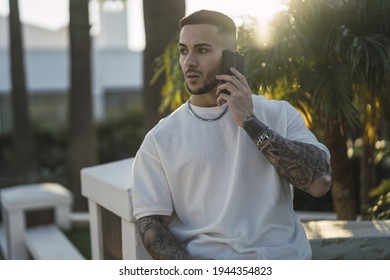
top-left (0, 0), bottom-right (288, 50)
top-left (187, 0), bottom-right (287, 47)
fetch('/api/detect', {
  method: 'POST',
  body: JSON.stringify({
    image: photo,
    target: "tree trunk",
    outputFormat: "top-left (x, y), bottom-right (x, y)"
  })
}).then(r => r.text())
top-left (359, 96), bottom-right (380, 208)
top-left (360, 139), bottom-right (377, 207)
top-left (142, 0), bottom-right (185, 132)
top-left (8, 0), bottom-right (36, 174)
top-left (326, 122), bottom-right (358, 220)
top-left (68, 0), bottom-right (97, 211)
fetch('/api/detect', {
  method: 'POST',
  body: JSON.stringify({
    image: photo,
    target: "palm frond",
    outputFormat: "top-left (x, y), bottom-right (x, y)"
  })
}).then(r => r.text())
top-left (306, 64), bottom-right (359, 130)
top-left (149, 33), bottom-right (189, 112)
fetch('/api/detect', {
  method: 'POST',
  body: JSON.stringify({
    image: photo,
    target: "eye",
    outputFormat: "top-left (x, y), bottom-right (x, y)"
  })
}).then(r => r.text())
top-left (198, 48), bottom-right (208, 54)
top-left (179, 48), bottom-right (188, 55)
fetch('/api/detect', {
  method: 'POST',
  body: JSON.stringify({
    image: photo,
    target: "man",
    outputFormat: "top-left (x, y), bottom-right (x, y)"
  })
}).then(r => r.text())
top-left (132, 10), bottom-right (331, 260)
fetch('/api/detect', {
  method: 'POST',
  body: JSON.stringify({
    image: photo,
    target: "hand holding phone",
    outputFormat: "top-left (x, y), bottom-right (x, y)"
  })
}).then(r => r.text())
top-left (220, 50), bottom-right (245, 94)
top-left (217, 50), bottom-right (254, 124)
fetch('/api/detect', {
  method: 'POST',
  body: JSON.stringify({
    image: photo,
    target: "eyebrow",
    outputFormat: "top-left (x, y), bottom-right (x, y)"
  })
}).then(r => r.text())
top-left (178, 43), bottom-right (213, 48)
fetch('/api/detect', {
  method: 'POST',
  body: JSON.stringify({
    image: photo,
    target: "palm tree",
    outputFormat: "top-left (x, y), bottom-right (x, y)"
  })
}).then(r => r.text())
top-left (276, 0), bottom-right (359, 220)
top-left (336, 0), bottom-right (390, 208)
top-left (245, 0), bottom-right (390, 219)
top-left (8, 0), bottom-right (36, 174)
top-left (287, 0), bottom-right (390, 216)
top-left (142, 0), bottom-right (185, 132)
top-left (68, 0), bottom-right (97, 211)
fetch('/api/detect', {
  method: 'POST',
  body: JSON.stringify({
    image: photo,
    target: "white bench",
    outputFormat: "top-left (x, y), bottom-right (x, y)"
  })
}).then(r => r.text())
top-left (25, 225), bottom-right (85, 260)
top-left (0, 183), bottom-right (73, 259)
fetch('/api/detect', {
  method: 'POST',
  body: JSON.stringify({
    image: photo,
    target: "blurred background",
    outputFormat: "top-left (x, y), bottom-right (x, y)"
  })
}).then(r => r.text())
top-left (0, 0), bottom-right (389, 228)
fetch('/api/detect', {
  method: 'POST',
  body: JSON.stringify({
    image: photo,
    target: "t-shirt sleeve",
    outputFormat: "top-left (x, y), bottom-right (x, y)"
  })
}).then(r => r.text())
top-left (131, 135), bottom-right (173, 220)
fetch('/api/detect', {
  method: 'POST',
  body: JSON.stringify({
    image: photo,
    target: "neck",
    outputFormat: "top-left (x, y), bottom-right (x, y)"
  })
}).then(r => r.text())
top-left (189, 93), bottom-right (218, 107)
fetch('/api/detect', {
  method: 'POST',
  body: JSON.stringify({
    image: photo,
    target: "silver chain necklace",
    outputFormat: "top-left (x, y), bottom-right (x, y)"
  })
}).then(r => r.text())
top-left (187, 100), bottom-right (229, 122)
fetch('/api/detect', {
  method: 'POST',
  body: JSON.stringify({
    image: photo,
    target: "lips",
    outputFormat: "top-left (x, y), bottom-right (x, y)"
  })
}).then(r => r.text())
top-left (186, 74), bottom-right (200, 81)
top-left (185, 70), bottom-right (201, 83)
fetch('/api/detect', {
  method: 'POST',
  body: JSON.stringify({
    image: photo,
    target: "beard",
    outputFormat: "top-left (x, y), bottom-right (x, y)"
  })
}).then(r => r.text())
top-left (185, 67), bottom-right (220, 95)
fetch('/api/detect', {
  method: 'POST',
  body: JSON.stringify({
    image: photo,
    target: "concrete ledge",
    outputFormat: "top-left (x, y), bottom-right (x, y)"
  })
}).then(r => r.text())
top-left (303, 220), bottom-right (390, 259)
top-left (297, 211), bottom-right (337, 221)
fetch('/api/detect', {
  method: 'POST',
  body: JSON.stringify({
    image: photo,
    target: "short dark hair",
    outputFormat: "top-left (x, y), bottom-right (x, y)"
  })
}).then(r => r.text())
top-left (179, 10), bottom-right (237, 40)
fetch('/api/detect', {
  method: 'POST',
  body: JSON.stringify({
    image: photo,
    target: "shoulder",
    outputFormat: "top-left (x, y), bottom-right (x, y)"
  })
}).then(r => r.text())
top-left (139, 103), bottom-right (188, 149)
top-left (147, 103), bottom-right (188, 136)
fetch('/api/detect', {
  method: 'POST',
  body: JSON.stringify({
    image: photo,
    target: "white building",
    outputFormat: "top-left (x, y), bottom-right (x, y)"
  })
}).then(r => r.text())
top-left (0, 0), bottom-right (143, 132)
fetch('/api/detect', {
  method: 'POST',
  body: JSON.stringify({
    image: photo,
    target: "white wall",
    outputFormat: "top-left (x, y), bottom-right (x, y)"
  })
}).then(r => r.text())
top-left (0, 48), bottom-right (142, 93)
top-left (0, 16), bottom-right (8, 49)
top-left (95, 3), bottom-right (129, 49)
top-left (0, 2), bottom-right (143, 122)
top-left (95, 49), bottom-right (142, 89)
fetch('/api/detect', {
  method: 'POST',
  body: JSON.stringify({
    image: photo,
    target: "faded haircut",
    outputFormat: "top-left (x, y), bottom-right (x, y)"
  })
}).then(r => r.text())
top-left (179, 10), bottom-right (237, 49)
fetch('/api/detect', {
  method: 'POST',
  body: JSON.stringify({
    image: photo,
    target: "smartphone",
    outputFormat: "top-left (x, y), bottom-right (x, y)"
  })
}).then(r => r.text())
top-left (221, 50), bottom-right (245, 75)
top-left (220, 50), bottom-right (244, 94)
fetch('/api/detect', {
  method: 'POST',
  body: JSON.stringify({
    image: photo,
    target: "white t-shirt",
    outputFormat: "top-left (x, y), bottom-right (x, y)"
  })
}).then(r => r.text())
top-left (132, 95), bottom-right (330, 260)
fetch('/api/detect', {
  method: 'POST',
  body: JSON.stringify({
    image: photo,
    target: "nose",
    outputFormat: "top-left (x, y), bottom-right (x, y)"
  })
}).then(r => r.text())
top-left (184, 52), bottom-right (198, 68)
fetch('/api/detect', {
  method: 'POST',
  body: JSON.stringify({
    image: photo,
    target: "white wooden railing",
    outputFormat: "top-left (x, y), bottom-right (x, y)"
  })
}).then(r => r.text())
top-left (81, 158), bottom-right (151, 260)
top-left (0, 183), bottom-right (84, 260)
top-left (81, 158), bottom-right (390, 260)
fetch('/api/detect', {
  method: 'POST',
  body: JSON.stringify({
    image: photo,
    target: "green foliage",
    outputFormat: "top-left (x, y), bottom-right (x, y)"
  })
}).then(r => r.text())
top-left (347, 138), bottom-right (390, 166)
top-left (0, 123), bottom-right (68, 188)
top-left (64, 227), bottom-right (91, 260)
top-left (151, 34), bottom-right (189, 112)
top-left (0, 108), bottom-right (145, 188)
top-left (33, 122), bottom-right (68, 174)
top-left (363, 179), bottom-right (390, 220)
top-left (369, 179), bottom-right (390, 198)
top-left (0, 133), bottom-right (13, 164)
top-left (98, 107), bottom-right (144, 163)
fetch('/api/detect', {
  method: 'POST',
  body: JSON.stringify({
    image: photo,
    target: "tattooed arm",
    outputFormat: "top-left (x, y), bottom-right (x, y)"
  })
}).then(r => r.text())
top-left (243, 116), bottom-right (331, 197)
top-left (136, 215), bottom-right (193, 260)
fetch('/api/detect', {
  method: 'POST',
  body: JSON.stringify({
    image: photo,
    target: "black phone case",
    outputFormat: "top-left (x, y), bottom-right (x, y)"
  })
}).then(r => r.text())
top-left (221, 50), bottom-right (245, 75)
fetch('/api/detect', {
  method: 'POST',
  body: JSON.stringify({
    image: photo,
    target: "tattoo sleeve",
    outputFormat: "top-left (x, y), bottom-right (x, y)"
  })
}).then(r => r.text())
top-left (243, 116), bottom-right (331, 196)
top-left (136, 215), bottom-right (193, 260)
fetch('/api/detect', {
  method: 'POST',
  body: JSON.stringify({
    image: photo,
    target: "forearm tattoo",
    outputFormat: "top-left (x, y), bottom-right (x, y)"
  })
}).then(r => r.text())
top-left (243, 117), bottom-right (331, 193)
top-left (261, 129), bottom-right (330, 190)
top-left (136, 215), bottom-right (193, 260)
